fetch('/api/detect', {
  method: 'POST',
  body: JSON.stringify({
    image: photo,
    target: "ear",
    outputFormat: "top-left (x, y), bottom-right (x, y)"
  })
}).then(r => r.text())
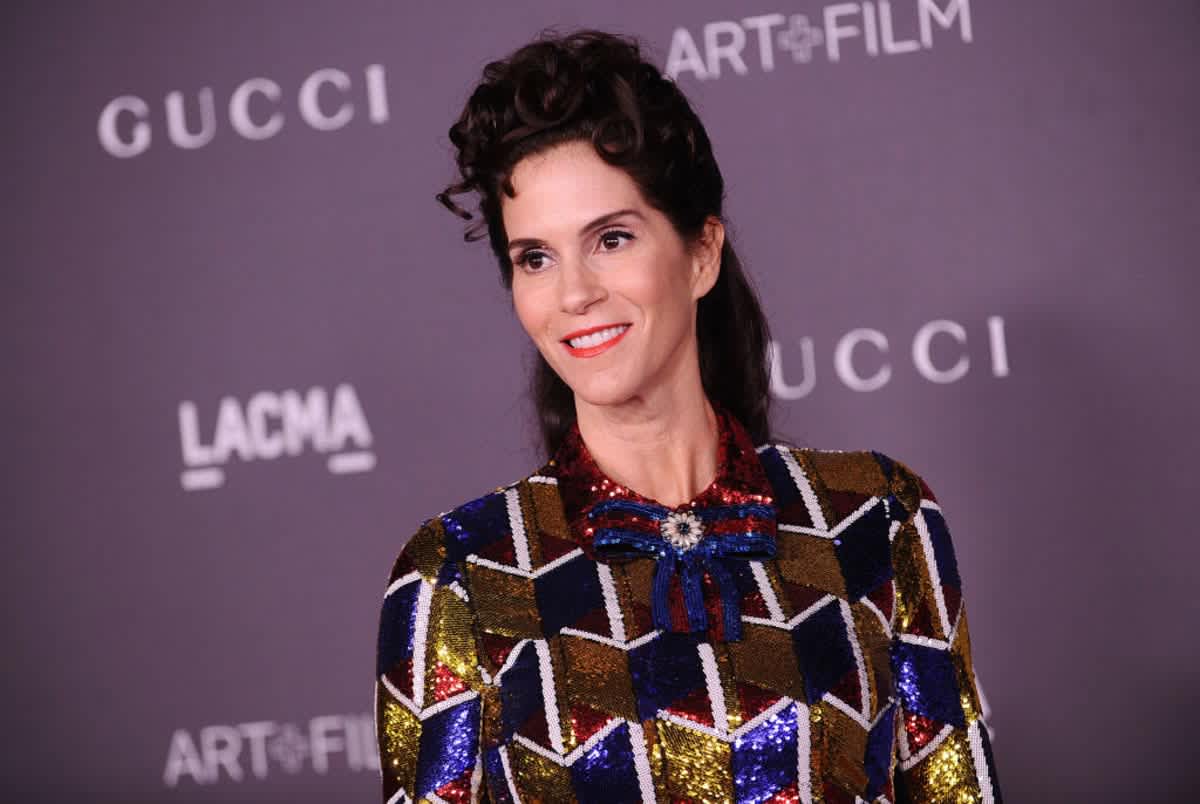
top-left (689, 216), bottom-right (724, 301)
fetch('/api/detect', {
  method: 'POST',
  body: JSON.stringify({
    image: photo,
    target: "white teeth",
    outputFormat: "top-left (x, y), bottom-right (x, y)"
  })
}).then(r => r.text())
top-left (567, 324), bottom-right (629, 350)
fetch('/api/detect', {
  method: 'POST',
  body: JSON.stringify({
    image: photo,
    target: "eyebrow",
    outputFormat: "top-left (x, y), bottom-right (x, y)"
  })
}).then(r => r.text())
top-left (506, 208), bottom-right (645, 254)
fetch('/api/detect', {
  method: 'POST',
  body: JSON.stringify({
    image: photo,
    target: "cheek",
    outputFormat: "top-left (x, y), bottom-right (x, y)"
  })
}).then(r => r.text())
top-left (624, 257), bottom-right (693, 325)
top-left (511, 282), bottom-right (551, 341)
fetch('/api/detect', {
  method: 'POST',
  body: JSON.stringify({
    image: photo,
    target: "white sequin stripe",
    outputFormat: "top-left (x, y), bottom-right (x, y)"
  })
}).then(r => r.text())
top-left (411, 580), bottom-right (434, 709)
top-left (498, 745), bottom-right (522, 803)
top-left (470, 751), bottom-right (483, 803)
top-left (596, 563), bottom-right (628, 642)
top-left (822, 692), bottom-right (870, 730)
top-left (527, 475), bottom-right (558, 484)
top-left (796, 701), bottom-right (813, 804)
top-left (534, 640), bottom-right (565, 755)
top-left (828, 496), bottom-right (882, 536)
top-left (742, 592), bottom-right (837, 631)
top-left (511, 718), bottom-right (625, 766)
top-left (750, 562), bottom-right (786, 622)
top-left (839, 600), bottom-right (872, 720)
top-left (379, 673), bottom-right (417, 714)
top-left (492, 639), bottom-right (532, 685)
top-left (385, 787), bottom-right (408, 804)
top-left (657, 710), bottom-right (725, 741)
top-left (913, 508), bottom-right (952, 639)
top-left (730, 696), bottom-right (794, 739)
top-left (626, 721), bottom-right (657, 804)
top-left (505, 487), bottom-right (532, 573)
top-left (697, 643), bottom-right (729, 736)
top-left (859, 594), bottom-right (891, 637)
top-left (898, 633), bottom-right (950, 651)
top-left (778, 523), bottom-right (836, 538)
top-left (776, 446), bottom-right (829, 530)
top-left (899, 722), bottom-right (953, 770)
top-left (967, 719), bottom-right (997, 804)
top-left (466, 548), bottom-right (584, 579)
top-left (385, 571), bottom-right (421, 598)
top-left (558, 626), bottom-right (661, 651)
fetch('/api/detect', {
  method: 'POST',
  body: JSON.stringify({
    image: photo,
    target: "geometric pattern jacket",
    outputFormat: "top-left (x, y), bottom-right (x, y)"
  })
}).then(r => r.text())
top-left (375, 406), bottom-right (1001, 803)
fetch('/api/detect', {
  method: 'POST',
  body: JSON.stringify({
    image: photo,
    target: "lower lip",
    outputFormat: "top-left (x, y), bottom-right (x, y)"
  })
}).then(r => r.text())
top-left (562, 326), bottom-right (631, 358)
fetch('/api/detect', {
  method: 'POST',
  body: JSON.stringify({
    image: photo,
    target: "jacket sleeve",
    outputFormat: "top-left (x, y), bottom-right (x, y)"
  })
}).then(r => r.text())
top-left (887, 459), bottom-right (1002, 803)
top-left (375, 516), bottom-right (489, 803)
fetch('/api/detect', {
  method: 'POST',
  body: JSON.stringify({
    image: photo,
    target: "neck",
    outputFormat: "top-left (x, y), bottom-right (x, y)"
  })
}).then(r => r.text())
top-left (573, 384), bottom-right (719, 509)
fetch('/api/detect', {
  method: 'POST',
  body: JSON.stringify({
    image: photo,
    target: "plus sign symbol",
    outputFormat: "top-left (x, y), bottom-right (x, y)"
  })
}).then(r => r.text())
top-left (268, 723), bottom-right (310, 774)
top-left (777, 14), bottom-right (825, 63)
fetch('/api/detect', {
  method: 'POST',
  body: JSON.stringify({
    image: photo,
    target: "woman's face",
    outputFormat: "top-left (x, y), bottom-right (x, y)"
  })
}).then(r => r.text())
top-left (502, 140), bottom-right (722, 410)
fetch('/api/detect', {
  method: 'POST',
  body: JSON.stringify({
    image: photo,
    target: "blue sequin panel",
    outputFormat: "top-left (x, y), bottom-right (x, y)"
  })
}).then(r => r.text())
top-left (920, 507), bottom-right (962, 589)
top-left (791, 598), bottom-right (855, 704)
top-left (441, 492), bottom-right (511, 562)
top-left (414, 695), bottom-right (481, 797)
top-left (833, 500), bottom-right (894, 601)
top-left (732, 703), bottom-right (799, 803)
top-left (891, 640), bottom-right (966, 727)
top-left (376, 579), bottom-right (419, 676)
top-left (570, 721), bottom-right (641, 803)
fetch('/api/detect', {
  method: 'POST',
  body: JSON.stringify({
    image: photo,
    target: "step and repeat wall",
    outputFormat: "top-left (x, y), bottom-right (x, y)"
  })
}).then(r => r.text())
top-left (6, 1), bottom-right (1198, 801)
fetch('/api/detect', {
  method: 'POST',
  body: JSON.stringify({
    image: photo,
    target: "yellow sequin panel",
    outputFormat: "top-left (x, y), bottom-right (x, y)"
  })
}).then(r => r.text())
top-left (509, 740), bottom-right (575, 802)
top-left (465, 563), bottom-right (542, 638)
top-left (903, 730), bottom-right (984, 803)
top-left (561, 634), bottom-right (639, 722)
top-left (713, 645), bottom-right (743, 732)
top-left (820, 700), bottom-right (869, 795)
top-left (479, 684), bottom-right (503, 749)
top-left (891, 521), bottom-right (944, 639)
top-left (643, 720), bottom-right (670, 802)
top-left (657, 718), bottom-right (733, 803)
top-left (950, 608), bottom-right (982, 724)
top-left (851, 601), bottom-right (891, 717)
top-left (424, 583), bottom-right (483, 700)
top-left (398, 518), bottom-right (447, 581)
top-left (886, 458), bottom-right (924, 516)
top-left (728, 623), bottom-right (805, 701)
top-left (377, 693), bottom-right (420, 793)
top-left (527, 478), bottom-right (572, 542)
top-left (806, 450), bottom-right (888, 496)
top-left (775, 534), bottom-right (848, 600)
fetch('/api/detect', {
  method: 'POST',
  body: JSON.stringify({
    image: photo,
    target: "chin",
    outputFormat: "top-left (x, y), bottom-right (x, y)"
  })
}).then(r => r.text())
top-left (562, 371), bottom-right (643, 409)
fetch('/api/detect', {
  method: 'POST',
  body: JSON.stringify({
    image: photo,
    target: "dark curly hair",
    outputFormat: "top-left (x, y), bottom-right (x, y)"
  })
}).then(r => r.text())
top-left (436, 29), bottom-right (773, 457)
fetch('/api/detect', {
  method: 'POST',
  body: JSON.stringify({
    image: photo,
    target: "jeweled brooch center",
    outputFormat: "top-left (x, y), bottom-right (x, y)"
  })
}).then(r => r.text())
top-left (660, 510), bottom-right (704, 550)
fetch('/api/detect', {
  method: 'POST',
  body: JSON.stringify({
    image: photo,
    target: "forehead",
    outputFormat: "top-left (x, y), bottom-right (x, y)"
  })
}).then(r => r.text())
top-left (502, 141), bottom-right (646, 237)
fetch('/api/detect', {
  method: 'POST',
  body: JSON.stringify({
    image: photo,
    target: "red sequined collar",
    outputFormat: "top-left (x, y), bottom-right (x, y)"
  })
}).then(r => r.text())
top-left (548, 405), bottom-right (778, 558)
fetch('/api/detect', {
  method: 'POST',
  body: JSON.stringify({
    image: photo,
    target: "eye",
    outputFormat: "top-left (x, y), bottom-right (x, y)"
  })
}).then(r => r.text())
top-left (597, 229), bottom-right (634, 252)
top-left (515, 249), bottom-right (551, 273)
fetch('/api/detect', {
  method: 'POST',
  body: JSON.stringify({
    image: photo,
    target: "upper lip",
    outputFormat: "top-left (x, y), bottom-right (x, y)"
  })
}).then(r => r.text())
top-left (560, 323), bottom-right (631, 342)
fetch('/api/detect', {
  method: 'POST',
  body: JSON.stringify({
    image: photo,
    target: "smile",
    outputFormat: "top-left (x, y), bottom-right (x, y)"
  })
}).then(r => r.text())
top-left (561, 323), bottom-right (631, 357)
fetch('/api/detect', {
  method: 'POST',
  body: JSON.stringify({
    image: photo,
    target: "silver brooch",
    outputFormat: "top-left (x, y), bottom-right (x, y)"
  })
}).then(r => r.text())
top-left (660, 510), bottom-right (704, 550)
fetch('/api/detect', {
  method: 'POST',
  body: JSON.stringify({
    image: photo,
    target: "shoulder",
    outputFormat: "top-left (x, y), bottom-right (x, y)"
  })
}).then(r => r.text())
top-left (755, 442), bottom-right (937, 520)
top-left (385, 470), bottom-right (550, 586)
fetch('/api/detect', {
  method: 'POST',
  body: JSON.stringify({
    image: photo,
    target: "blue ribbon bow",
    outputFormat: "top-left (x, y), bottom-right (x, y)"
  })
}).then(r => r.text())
top-left (588, 499), bottom-right (776, 641)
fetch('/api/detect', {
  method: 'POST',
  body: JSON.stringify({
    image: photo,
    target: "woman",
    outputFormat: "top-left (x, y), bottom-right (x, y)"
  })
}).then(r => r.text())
top-left (375, 30), bottom-right (1000, 803)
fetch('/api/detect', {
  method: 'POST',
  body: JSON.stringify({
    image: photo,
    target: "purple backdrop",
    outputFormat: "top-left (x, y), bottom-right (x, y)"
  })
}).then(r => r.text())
top-left (5, 1), bottom-right (1199, 801)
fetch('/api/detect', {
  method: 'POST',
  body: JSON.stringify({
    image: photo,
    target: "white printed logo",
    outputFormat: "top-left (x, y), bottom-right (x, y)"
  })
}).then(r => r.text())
top-left (178, 383), bottom-right (375, 491)
top-left (163, 713), bottom-right (377, 787)
top-left (99, 64), bottom-right (389, 158)
top-left (666, 0), bottom-right (972, 80)
top-left (769, 315), bottom-right (1009, 398)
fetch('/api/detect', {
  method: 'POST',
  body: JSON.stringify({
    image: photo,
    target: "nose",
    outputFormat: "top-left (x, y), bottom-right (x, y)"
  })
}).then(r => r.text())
top-left (557, 256), bottom-right (606, 315)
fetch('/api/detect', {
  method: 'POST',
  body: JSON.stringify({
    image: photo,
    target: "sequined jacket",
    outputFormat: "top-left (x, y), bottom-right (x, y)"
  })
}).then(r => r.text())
top-left (374, 409), bottom-right (1001, 803)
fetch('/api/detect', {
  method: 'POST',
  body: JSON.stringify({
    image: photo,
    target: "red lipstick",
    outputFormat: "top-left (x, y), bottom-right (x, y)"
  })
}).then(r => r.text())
top-left (561, 323), bottom-right (632, 358)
